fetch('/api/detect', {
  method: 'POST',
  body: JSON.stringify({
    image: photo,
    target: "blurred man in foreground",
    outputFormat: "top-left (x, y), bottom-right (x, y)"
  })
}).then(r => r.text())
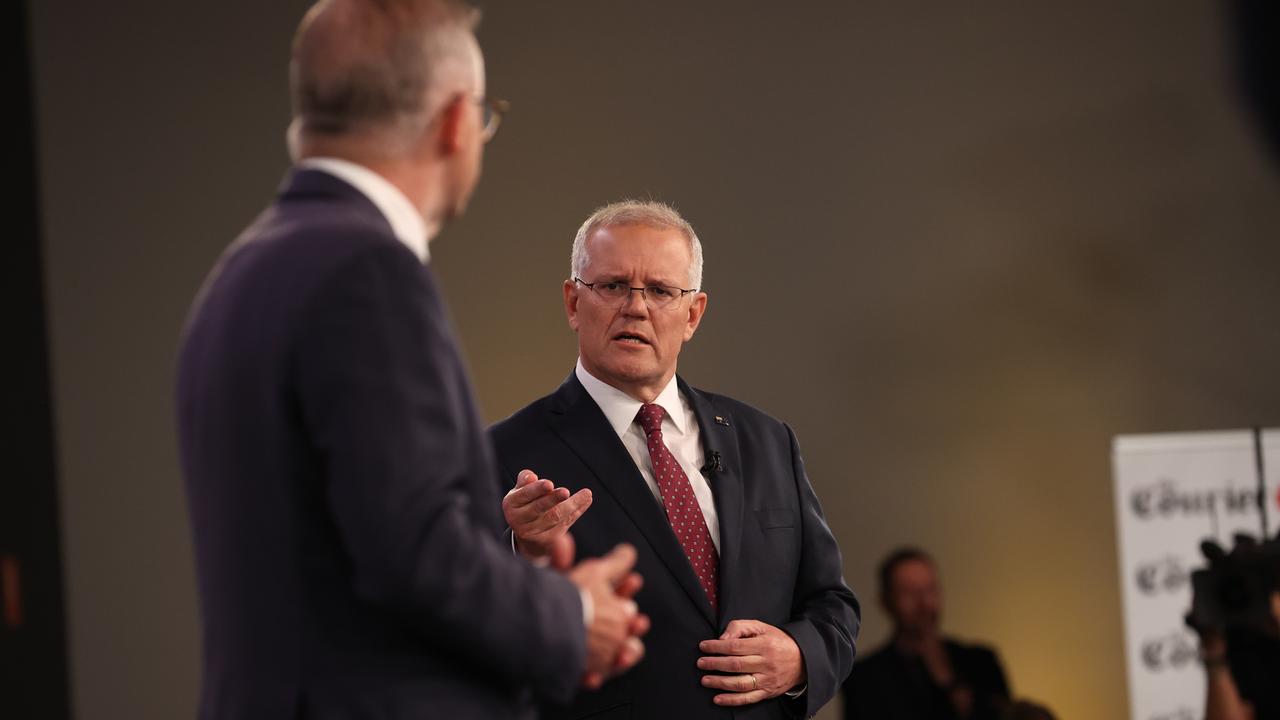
top-left (491, 200), bottom-right (859, 718)
top-left (176, 2), bottom-right (645, 717)
top-left (843, 548), bottom-right (1010, 720)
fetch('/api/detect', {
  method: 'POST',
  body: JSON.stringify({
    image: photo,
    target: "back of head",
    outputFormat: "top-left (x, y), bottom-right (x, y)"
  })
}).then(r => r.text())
top-left (288, 0), bottom-right (480, 160)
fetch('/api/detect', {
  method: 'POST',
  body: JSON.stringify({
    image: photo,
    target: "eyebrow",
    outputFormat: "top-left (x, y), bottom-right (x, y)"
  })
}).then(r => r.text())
top-left (595, 274), bottom-right (683, 287)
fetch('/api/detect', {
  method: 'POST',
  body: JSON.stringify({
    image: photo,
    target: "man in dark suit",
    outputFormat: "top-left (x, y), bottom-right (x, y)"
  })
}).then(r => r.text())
top-left (490, 200), bottom-right (860, 719)
top-left (842, 548), bottom-right (1010, 720)
top-left (176, 2), bottom-right (647, 718)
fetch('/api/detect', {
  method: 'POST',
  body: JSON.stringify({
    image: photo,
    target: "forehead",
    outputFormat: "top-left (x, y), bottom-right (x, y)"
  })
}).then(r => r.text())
top-left (889, 559), bottom-right (937, 589)
top-left (584, 223), bottom-right (691, 279)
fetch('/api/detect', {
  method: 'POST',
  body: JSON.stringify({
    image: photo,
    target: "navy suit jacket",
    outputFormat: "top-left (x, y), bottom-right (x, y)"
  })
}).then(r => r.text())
top-left (490, 373), bottom-right (860, 720)
top-left (177, 169), bottom-right (586, 719)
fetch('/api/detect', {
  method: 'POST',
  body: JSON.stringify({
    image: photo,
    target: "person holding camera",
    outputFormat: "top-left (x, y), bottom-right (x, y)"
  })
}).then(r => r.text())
top-left (1187, 534), bottom-right (1280, 720)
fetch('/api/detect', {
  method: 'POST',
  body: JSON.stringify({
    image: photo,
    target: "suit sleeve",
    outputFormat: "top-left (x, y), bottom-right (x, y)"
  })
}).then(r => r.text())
top-left (778, 423), bottom-right (861, 718)
top-left (292, 243), bottom-right (585, 702)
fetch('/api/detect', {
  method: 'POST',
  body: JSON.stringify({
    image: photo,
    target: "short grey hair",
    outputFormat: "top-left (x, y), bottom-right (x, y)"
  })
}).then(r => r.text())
top-left (287, 0), bottom-right (481, 157)
top-left (570, 200), bottom-right (704, 290)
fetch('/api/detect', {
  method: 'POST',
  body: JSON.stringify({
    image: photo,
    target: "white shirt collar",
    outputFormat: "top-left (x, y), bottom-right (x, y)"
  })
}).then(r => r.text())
top-left (298, 157), bottom-right (430, 263)
top-left (575, 359), bottom-right (688, 437)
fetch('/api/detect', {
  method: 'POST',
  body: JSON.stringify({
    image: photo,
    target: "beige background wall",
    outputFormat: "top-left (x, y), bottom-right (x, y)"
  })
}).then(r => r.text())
top-left (31, 1), bottom-right (1280, 718)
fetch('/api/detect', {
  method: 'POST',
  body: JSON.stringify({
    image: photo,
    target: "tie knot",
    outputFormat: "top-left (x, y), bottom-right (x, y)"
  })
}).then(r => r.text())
top-left (637, 403), bottom-right (666, 437)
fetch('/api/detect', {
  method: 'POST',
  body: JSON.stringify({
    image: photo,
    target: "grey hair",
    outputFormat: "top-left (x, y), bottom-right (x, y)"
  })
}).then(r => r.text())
top-left (570, 200), bottom-right (704, 290)
top-left (287, 0), bottom-right (481, 158)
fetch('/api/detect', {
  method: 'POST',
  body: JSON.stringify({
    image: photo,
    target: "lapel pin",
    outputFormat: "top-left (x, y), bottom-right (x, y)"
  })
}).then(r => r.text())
top-left (714, 415), bottom-right (729, 426)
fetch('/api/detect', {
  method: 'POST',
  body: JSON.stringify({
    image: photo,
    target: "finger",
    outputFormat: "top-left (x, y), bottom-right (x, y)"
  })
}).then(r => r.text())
top-left (597, 544), bottom-right (638, 584)
top-left (701, 673), bottom-right (759, 692)
top-left (713, 689), bottom-right (770, 706)
top-left (505, 478), bottom-right (555, 508)
top-left (720, 618), bottom-right (766, 640)
top-left (582, 671), bottom-right (603, 690)
top-left (549, 488), bottom-right (592, 527)
top-left (615, 571), bottom-right (643, 600)
top-left (699, 637), bottom-right (765, 656)
top-left (504, 469), bottom-right (539, 497)
top-left (628, 612), bottom-right (650, 639)
top-left (549, 532), bottom-right (575, 571)
top-left (697, 654), bottom-right (764, 673)
top-left (526, 486), bottom-right (574, 515)
top-left (613, 636), bottom-right (645, 672)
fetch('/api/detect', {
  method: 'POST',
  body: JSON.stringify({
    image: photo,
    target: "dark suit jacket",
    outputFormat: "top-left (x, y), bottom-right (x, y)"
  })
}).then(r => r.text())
top-left (177, 168), bottom-right (585, 719)
top-left (842, 638), bottom-right (1011, 720)
top-left (490, 373), bottom-right (860, 719)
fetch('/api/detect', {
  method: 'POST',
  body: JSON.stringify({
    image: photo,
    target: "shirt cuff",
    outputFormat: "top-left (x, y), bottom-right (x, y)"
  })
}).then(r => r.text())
top-left (784, 684), bottom-right (807, 698)
top-left (510, 531), bottom-right (551, 567)
top-left (579, 588), bottom-right (594, 627)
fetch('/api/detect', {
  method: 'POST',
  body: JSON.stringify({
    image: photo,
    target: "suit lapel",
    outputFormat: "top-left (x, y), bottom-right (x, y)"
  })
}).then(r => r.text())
top-left (546, 374), bottom-right (717, 628)
top-left (679, 378), bottom-right (744, 629)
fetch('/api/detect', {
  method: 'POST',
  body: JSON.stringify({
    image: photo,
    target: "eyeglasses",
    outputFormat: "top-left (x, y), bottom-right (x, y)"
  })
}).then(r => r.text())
top-left (573, 277), bottom-right (698, 310)
top-left (478, 96), bottom-right (509, 143)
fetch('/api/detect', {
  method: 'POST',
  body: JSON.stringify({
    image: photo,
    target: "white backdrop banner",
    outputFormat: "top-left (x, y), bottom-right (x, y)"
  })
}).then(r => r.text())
top-left (1112, 429), bottom-right (1279, 720)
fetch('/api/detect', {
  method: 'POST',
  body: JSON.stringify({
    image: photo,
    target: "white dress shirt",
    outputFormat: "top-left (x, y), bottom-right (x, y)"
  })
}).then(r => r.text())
top-left (298, 157), bottom-right (430, 263)
top-left (575, 360), bottom-right (720, 552)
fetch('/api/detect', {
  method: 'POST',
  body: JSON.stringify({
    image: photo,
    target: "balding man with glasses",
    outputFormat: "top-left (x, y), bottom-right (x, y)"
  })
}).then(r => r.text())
top-left (176, 3), bottom-right (648, 718)
top-left (490, 200), bottom-right (860, 719)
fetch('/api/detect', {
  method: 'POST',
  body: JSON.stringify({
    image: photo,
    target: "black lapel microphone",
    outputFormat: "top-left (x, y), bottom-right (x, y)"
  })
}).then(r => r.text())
top-left (700, 450), bottom-right (723, 478)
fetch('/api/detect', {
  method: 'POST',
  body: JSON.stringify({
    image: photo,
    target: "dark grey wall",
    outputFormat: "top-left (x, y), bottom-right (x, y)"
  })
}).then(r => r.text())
top-left (31, 1), bottom-right (1280, 718)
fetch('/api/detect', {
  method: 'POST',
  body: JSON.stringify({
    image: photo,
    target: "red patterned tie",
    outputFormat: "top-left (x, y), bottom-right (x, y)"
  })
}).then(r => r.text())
top-left (637, 403), bottom-right (719, 612)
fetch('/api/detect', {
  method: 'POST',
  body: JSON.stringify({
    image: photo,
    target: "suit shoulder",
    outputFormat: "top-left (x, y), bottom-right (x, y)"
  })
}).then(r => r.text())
top-left (490, 391), bottom-right (558, 444)
top-left (946, 637), bottom-right (1001, 660)
top-left (945, 638), bottom-right (1006, 676)
top-left (845, 642), bottom-right (898, 686)
top-left (687, 384), bottom-right (790, 433)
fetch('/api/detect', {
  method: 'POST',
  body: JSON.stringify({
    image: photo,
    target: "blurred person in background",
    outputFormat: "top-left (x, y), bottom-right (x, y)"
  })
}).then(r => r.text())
top-left (1188, 534), bottom-right (1280, 720)
top-left (843, 547), bottom-right (1010, 720)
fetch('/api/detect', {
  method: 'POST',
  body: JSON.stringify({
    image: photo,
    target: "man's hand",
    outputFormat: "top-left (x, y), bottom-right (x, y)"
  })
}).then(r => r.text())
top-left (568, 543), bottom-right (650, 689)
top-left (504, 469), bottom-right (592, 560)
top-left (697, 619), bottom-right (805, 706)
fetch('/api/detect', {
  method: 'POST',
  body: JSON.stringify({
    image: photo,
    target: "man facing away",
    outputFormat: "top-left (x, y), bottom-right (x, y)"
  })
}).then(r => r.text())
top-left (843, 548), bottom-right (1011, 720)
top-left (490, 200), bottom-right (860, 719)
top-left (176, 2), bottom-right (646, 718)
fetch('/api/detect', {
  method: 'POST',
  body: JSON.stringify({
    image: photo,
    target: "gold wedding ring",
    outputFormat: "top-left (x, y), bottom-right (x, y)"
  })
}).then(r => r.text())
top-left (750, 674), bottom-right (759, 691)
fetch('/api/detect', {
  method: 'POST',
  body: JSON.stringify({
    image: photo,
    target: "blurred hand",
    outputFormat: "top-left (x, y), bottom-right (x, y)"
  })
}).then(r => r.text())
top-left (567, 543), bottom-right (649, 689)
top-left (503, 469), bottom-right (592, 560)
top-left (697, 619), bottom-right (805, 706)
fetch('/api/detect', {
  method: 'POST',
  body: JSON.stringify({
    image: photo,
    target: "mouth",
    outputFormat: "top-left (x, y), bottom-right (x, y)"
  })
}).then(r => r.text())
top-left (612, 331), bottom-right (652, 346)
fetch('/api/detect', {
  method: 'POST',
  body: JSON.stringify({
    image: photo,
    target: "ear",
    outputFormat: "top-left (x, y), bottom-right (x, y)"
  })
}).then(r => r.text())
top-left (435, 93), bottom-right (468, 156)
top-left (564, 279), bottom-right (581, 332)
top-left (682, 292), bottom-right (708, 341)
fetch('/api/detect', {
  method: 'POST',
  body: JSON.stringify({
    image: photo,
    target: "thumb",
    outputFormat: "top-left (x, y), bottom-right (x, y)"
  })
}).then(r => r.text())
top-left (720, 618), bottom-right (763, 640)
top-left (597, 543), bottom-right (638, 584)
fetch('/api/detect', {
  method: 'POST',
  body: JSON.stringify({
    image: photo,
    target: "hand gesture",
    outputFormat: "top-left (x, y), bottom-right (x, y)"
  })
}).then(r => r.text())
top-left (567, 543), bottom-right (650, 689)
top-left (697, 619), bottom-right (805, 706)
top-left (503, 469), bottom-right (593, 561)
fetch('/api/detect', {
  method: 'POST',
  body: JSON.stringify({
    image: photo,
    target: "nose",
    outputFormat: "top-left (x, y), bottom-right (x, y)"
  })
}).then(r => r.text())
top-left (621, 287), bottom-right (649, 316)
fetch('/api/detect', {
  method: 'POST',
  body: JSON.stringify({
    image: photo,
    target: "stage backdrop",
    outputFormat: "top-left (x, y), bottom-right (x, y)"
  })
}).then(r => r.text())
top-left (1113, 429), bottom-right (1280, 720)
top-left (29, 0), bottom-right (1280, 718)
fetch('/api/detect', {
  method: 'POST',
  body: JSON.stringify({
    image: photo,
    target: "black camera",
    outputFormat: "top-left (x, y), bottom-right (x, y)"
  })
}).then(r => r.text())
top-left (1186, 533), bottom-right (1280, 636)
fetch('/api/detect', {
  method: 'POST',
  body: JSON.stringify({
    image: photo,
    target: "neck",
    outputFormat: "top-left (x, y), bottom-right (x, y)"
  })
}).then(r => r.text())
top-left (298, 140), bottom-right (446, 240)
top-left (351, 157), bottom-right (445, 241)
